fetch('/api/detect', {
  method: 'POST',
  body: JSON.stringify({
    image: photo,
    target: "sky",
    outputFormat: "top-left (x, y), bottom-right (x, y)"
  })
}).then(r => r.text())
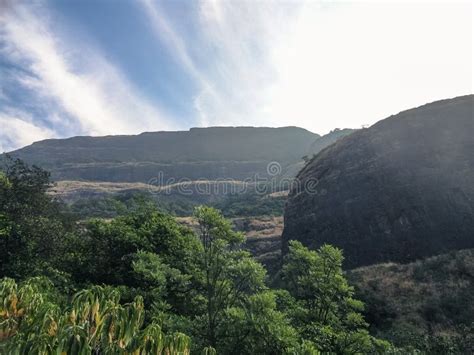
top-left (0, 0), bottom-right (472, 152)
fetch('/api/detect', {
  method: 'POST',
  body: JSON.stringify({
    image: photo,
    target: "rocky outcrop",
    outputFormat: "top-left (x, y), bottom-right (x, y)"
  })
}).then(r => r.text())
top-left (282, 95), bottom-right (474, 268)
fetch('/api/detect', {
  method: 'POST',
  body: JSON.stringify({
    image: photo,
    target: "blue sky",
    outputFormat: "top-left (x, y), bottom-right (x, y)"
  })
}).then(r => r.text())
top-left (0, 0), bottom-right (472, 151)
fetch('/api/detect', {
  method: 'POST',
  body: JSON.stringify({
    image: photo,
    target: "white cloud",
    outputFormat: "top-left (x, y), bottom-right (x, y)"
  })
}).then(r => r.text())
top-left (142, 0), bottom-right (472, 134)
top-left (1, 0), bottom-right (471, 151)
top-left (263, 2), bottom-right (473, 133)
top-left (139, 0), bottom-right (227, 127)
top-left (0, 2), bottom-right (179, 150)
top-left (0, 111), bottom-right (55, 152)
top-left (193, 1), bottom-right (290, 127)
top-left (141, 0), bottom-right (288, 127)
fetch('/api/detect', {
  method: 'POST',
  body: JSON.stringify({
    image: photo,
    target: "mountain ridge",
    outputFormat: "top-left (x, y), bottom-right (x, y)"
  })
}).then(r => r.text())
top-left (6, 126), bottom-right (355, 184)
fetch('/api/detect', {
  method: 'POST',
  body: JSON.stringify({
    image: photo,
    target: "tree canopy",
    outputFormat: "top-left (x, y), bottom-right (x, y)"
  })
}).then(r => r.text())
top-left (0, 158), bottom-right (419, 354)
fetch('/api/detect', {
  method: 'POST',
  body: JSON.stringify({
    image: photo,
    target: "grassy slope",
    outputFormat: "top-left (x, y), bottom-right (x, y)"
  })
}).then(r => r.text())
top-left (348, 249), bottom-right (474, 348)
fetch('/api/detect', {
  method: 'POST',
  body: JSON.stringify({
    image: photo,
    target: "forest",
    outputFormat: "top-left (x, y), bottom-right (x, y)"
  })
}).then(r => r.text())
top-left (0, 157), bottom-right (470, 354)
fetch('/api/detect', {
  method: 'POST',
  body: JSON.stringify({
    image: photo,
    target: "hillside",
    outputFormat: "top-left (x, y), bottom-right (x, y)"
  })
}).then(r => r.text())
top-left (5, 126), bottom-right (358, 219)
top-left (349, 249), bottom-right (474, 352)
top-left (282, 95), bottom-right (474, 268)
top-left (309, 128), bottom-right (356, 154)
top-left (279, 128), bottom-right (357, 179)
top-left (7, 126), bottom-right (319, 183)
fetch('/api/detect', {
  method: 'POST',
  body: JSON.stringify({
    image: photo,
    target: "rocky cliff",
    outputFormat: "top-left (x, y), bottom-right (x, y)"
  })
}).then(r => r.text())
top-left (282, 95), bottom-right (474, 268)
top-left (6, 127), bottom-right (319, 183)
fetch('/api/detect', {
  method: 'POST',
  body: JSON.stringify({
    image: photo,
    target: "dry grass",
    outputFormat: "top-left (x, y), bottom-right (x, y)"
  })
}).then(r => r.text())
top-left (50, 180), bottom-right (257, 196)
top-left (348, 249), bottom-right (474, 345)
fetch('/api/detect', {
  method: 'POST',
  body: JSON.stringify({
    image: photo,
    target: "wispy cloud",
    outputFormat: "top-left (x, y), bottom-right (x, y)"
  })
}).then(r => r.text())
top-left (140, 1), bottom-right (472, 133)
top-left (138, 0), bottom-right (225, 127)
top-left (193, 0), bottom-right (289, 127)
top-left (0, 110), bottom-right (55, 153)
top-left (0, 1), bottom-right (178, 151)
top-left (140, 0), bottom-right (291, 127)
top-left (140, 0), bottom-right (202, 82)
top-left (1, 0), bottom-right (471, 152)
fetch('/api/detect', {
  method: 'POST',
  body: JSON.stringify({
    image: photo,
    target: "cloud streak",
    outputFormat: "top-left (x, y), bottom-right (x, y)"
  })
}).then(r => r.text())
top-left (0, 111), bottom-right (55, 153)
top-left (1, 0), bottom-right (471, 152)
top-left (141, 1), bottom-right (472, 133)
top-left (0, 1), bottom-right (178, 151)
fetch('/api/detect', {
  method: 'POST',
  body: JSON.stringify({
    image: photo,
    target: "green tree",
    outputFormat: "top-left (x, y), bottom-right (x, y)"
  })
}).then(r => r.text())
top-left (282, 241), bottom-right (391, 354)
top-left (76, 206), bottom-right (198, 288)
top-left (191, 206), bottom-right (266, 350)
top-left (218, 290), bottom-right (300, 354)
top-left (0, 157), bottom-right (75, 279)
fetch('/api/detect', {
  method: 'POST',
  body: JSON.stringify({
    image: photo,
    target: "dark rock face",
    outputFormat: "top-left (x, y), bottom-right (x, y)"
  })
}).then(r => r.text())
top-left (5, 126), bottom-right (356, 185)
top-left (282, 95), bottom-right (474, 268)
top-left (6, 127), bottom-right (319, 183)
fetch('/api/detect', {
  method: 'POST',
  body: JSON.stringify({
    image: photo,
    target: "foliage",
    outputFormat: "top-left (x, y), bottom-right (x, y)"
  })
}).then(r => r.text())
top-left (0, 156), bottom-right (76, 279)
top-left (282, 241), bottom-right (392, 354)
top-left (349, 249), bottom-right (474, 354)
top-left (214, 192), bottom-right (286, 218)
top-left (68, 189), bottom-right (286, 220)
top-left (73, 206), bottom-right (199, 286)
top-left (2, 158), bottom-right (432, 354)
top-left (217, 290), bottom-right (299, 354)
top-left (0, 277), bottom-right (190, 354)
top-left (68, 192), bottom-right (198, 219)
top-left (190, 206), bottom-right (266, 350)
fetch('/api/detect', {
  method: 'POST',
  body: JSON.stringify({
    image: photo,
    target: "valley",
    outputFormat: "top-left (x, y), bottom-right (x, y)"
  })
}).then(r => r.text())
top-left (1, 95), bottom-right (473, 353)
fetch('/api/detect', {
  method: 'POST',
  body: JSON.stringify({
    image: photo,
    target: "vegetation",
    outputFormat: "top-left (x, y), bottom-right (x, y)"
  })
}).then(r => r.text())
top-left (349, 250), bottom-right (474, 354)
top-left (67, 189), bottom-right (285, 219)
top-left (214, 192), bottom-right (285, 218)
top-left (1, 157), bottom-right (471, 354)
top-left (0, 278), bottom-right (190, 354)
top-left (0, 157), bottom-right (75, 279)
top-left (281, 241), bottom-right (391, 354)
top-left (68, 193), bottom-right (199, 219)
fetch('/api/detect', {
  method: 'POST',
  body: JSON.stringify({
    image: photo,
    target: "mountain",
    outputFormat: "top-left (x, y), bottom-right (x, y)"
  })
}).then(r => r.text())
top-left (7, 126), bottom-right (319, 183)
top-left (282, 95), bottom-right (474, 268)
top-left (4, 126), bottom-right (357, 219)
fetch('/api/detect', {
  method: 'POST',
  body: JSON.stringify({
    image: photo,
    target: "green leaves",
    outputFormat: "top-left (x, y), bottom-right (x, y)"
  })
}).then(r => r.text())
top-left (77, 206), bottom-right (200, 288)
top-left (0, 157), bottom-right (74, 280)
top-left (0, 279), bottom-right (191, 354)
top-left (133, 252), bottom-right (168, 288)
top-left (0, 158), bottom-right (398, 353)
top-left (282, 241), bottom-right (391, 354)
top-left (219, 290), bottom-right (300, 354)
top-left (194, 206), bottom-right (244, 247)
top-left (190, 206), bottom-right (268, 350)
